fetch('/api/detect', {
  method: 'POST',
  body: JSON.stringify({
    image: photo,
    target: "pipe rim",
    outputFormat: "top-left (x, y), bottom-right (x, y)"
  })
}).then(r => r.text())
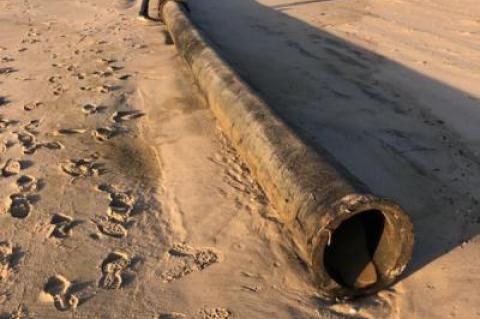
top-left (311, 194), bottom-right (414, 299)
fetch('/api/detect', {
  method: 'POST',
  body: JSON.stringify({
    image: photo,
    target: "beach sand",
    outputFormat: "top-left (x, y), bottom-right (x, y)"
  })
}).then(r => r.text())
top-left (0, 0), bottom-right (478, 318)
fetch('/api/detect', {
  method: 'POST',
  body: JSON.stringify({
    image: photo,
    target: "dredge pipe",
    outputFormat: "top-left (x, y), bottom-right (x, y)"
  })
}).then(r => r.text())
top-left (160, 0), bottom-right (414, 299)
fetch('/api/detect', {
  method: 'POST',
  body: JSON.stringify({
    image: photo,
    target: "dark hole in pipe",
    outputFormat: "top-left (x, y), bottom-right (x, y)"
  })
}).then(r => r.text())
top-left (324, 210), bottom-right (385, 289)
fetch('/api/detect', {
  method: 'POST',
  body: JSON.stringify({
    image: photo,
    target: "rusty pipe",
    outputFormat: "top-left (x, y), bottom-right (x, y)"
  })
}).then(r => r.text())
top-left (160, 0), bottom-right (414, 299)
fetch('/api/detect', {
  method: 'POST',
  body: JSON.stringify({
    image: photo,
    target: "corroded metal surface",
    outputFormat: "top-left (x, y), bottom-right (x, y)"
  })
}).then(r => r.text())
top-left (161, 0), bottom-right (414, 298)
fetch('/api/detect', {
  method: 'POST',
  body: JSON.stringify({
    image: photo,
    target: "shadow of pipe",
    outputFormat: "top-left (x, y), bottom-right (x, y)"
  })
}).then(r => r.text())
top-left (186, 0), bottom-right (480, 280)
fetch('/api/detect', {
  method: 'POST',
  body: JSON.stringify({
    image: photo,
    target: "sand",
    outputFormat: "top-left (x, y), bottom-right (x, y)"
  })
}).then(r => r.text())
top-left (0, 0), bottom-right (478, 318)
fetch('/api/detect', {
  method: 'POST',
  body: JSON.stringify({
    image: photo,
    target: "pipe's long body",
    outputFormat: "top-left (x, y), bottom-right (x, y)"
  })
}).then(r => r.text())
top-left (161, 1), bottom-right (414, 298)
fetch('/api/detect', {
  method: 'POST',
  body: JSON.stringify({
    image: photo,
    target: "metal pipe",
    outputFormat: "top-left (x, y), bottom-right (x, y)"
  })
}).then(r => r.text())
top-left (160, 0), bottom-right (414, 299)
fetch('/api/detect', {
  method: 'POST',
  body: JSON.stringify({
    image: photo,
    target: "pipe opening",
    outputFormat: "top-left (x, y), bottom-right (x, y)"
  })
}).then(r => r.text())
top-left (324, 210), bottom-right (386, 290)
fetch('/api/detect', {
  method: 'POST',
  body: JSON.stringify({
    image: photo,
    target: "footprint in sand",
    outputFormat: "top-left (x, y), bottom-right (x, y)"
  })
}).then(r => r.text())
top-left (0, 116), bottom-right (18, 133)
top-left (160, 243), bottom-right (221, 282)
top-left (61, 158), bottom-right (104, 178)
top-left (95, 84), bottom-right (120, 94)
top-left (0, 241), bottom-right (21, 282)
top-left (42, 141), bottom-right (63, 150)
top-left (7, 194), bottom-right (33, 219)
top-left (52, 85), bottom-right (64, 96)
top-left (24, 120), bottom-right (40, 135)
top-left (65, 64), bottom-right (77, 73)
top-left (23, 140), bottom-right (63, 155)
top-left (91, 215), bottom-right (127, 238)
top-left (82, 103), bottom-right (107, 115)
top-left (16, 175), bottom-right (44, 192)
top-left (109, 191), bottom-right (134, 213)
top-left (116, 74), bottom-right (131, 80)
top-left (4, 139), bottom-right (17, 149)
top-left (16, 130), bottom-right (63, 154)
top-left (96, 59), bottom-right (124, 73)
top-left (20, 142), bottom-right (36, 154)
top-left (17, 131), bottom-right (36, 149)
top-left (112, 110), bottom-right (145, 123)
top-left (198, 307), bottom-right (231, 319)
top-left (132, 43), bottom-right (148, 50)
top-left (92, 70), bottom-right (113, 78)
top-left (0, 242), bottom-right (23, 283)
top-left (98, 57), bottom-right (117, 65)
top-left (91, 184), bottom-right (138, 238)
top-left (108, 193), bottom-right (135, 222)
top-left (47, 75), bottom-right (65, 96)
top-left (93, 125), bottom-right (128, 142)
top-left (23, 101), bottom-right (43, 112)
top-left (57, 128), bottom-right (87, 135)
top-left (0, 96), bottom-right (10, 107)
top-left (72, 72), bottom-right (86, 80)
top-left (47, 74), bottom-right (61, 84)
top-left (107, 64), bottom-right (123, 72)
top-left (4, 170), bottom-right (43, 218)
top-left (48, 214), bottom-right (80, 239)
top-left (98, 184), bottom-right (137, 220)
top-left (40, 275), bottom-right (79, 311)
top-left (17, 131), bottom-right (45, 154)
top-left (99, 252), bottom-right (131, 289)
top-left (2, 160), bottom-right (21, 177)
top-left (1, 305), bottom-right (29, 319)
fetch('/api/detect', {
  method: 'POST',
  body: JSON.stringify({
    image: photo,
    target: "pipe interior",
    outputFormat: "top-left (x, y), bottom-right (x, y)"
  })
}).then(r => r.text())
top-left (324, 209), bottom-right (388, 290)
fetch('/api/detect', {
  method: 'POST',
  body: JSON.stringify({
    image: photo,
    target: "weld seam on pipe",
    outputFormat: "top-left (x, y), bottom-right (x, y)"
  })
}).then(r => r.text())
top-left (161, 0), bottom-right (414, 298)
